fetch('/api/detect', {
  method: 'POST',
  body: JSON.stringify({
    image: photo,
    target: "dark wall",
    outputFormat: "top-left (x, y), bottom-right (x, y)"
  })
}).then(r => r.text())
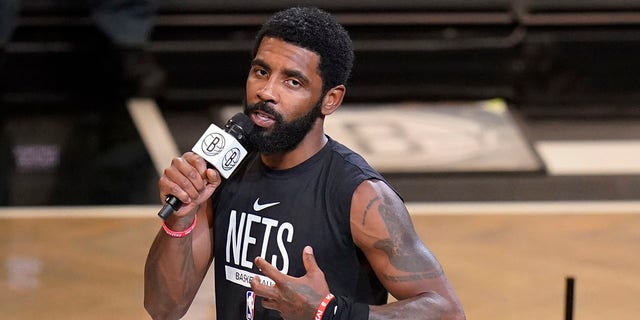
top-left (4, 0), bottom-right (640, 117)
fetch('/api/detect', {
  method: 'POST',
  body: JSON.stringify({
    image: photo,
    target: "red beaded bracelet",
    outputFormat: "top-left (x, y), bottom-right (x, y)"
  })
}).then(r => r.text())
top-left (162, 214), bottom-right (197, 238)
top-left (315, 293), bottom-right (335, 320)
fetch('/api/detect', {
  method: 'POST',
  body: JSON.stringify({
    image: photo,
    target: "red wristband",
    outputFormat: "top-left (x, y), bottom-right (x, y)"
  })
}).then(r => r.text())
top-left (162, 214), bottom-right (197, 238)
top-left (315, 293), bottom-right (335, 320)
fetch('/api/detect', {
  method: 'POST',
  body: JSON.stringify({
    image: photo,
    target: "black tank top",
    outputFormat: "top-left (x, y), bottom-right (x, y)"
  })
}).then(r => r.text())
top-left (212, 137), bottom-right (390, 320)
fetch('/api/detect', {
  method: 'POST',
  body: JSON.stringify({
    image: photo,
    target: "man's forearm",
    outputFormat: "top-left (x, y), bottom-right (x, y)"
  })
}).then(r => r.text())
top-left (369, 292), bottom-right (465, 320)
top-left (143, 219), bottom-right (203, 319)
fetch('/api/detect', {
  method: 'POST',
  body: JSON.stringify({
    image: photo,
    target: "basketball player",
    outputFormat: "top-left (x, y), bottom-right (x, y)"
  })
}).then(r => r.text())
top-left (144, 7), bottom-right (465, 320)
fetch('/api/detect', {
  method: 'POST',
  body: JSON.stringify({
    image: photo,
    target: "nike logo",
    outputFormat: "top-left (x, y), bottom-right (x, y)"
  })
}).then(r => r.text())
top-left (253, 198), bottom-right (281, 212)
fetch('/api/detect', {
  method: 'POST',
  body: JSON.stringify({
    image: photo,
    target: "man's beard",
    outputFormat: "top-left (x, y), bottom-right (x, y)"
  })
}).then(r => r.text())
top-left (244, 100), bottom-right (323, 154)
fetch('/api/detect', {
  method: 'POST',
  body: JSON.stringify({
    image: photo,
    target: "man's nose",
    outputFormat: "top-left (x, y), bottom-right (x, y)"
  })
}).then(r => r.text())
top-left (256, 78), bottom-right (278, 103)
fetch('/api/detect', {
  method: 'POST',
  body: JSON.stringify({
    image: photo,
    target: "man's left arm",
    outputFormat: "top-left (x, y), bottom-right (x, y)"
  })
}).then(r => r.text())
top-left (249, 178), bottom-right (466, 320)
top-left (350, 179), bottom-right (466, 320)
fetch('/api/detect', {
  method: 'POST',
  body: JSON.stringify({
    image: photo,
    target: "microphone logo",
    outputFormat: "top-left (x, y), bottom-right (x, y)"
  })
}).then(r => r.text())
top-left (202, 133), bottom-right (225, 156)
top-left (222, 148), bottom-right (241, 171)
top-left (159, 113), bottom-right (253, 219)
top-left (191, 113), bottom-right (253, 179)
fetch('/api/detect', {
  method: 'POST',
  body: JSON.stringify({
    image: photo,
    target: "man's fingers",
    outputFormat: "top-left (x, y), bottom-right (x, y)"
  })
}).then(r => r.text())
top-left (158, 175), bottom-right (191, 205)
top-left (184, 152), bottom-right (208, 173)
top-left (250, 275), bottom-right (277, 299)
top-left (205, 168), bottom-right (222, 187)
top-left (254, 256), bottom-right (285, 283)
top-left (158, 152), bottom-right (221, 208)
top-left (301, 246), bottom-right (330, 294)
top-left (251, 276), bottom-right (283, 312)
top-left (163, 156), bottom-right (205, 197)
top-left (302, 246), bottom-right (320, 274)
top-left (250, 275), bottom-right (267, 292)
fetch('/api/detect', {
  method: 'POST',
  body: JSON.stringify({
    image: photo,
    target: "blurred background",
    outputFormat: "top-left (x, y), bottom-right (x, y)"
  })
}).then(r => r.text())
top-left (4, 0), bottom-right (640, 205)
top-left (2, 1), bottom-right (640, 319)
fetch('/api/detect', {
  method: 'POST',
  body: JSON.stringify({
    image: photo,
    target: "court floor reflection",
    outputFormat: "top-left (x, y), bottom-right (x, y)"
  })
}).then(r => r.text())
top-left (1, 205), bottom-right (640, 320)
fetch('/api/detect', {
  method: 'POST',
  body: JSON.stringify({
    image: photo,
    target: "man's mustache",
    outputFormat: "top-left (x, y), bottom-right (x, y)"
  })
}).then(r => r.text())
top-left (246, 101), bottom-right (282, 122)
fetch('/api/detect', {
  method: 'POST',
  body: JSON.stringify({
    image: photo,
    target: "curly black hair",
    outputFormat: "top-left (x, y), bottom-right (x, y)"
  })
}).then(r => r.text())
top-left (252, 7), bottom-right (354, 94)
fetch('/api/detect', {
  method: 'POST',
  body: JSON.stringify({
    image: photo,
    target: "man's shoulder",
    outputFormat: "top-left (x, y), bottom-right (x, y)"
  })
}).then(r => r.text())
top-left (327, 137), bottom-right (363, 161)
top-left (326, 138), bottom-right (383, 180)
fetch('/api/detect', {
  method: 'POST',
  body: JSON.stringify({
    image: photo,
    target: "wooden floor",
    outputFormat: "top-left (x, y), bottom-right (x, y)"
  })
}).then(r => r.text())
top-left (1, 204), bottom-right (639, 320)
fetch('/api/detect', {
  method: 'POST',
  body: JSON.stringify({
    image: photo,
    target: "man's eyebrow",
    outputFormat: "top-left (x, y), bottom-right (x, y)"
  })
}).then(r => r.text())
top-left (251, 58), bottom-right (271, 72)
top-left (283, 68), bottom-right (310, 85)
top-left (251, 58), bottom-right (310, 85)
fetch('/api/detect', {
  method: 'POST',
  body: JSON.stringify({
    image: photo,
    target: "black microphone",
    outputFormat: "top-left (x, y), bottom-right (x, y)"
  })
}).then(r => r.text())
top-left (157, 112), bottom-right (254, 220)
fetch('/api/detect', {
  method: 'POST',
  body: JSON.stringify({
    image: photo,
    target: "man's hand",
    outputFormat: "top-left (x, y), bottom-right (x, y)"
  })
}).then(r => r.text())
top-left (158, 151), bottom-right (221, 218)
top-left (251, 246), bottom-right (331, 320)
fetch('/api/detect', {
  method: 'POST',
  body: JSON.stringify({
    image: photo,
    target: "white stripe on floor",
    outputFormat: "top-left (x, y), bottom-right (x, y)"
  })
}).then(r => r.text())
top-left (407, 201), bottom-right (640, 215)
top-left (1, 201), bottom-right (639, 219)
top-left (0, 205), bottom-right (157, 219)
top-left (536, 140), bottom-right (640, 175)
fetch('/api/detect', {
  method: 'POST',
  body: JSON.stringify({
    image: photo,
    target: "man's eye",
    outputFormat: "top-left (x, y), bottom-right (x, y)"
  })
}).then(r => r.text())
top-left (256, 69), bottom-right (268, 77)
top-left (286, 79), bottom-right (301, 87)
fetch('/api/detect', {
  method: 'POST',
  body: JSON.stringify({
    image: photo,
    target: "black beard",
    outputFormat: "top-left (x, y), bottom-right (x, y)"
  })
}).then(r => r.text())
top-left (244, 100), bottom-right (323, 154)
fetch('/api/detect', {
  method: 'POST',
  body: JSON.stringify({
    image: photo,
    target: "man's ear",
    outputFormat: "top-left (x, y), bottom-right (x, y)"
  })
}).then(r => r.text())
top-left (321, 85), bottom-right (346, 116)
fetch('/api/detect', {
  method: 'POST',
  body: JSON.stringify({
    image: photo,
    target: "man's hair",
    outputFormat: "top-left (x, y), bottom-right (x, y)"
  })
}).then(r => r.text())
top-left (252, 7), bottom-right (354, 93)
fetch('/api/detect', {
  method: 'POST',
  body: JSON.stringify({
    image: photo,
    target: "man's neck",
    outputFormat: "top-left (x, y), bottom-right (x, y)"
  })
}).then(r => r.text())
top-left (260, 123), bottom-right (327, 170)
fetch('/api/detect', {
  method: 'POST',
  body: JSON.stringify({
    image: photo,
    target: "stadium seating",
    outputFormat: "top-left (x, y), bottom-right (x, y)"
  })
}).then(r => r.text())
top-left (3, 1), bottom-right (640, 116)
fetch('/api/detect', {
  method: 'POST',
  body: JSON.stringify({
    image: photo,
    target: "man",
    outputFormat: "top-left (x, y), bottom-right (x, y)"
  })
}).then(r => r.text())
top-left (144, 7), bottom-right (465, 320)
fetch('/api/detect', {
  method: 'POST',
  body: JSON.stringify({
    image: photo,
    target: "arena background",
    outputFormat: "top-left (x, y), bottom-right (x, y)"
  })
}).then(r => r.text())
top-left (2, 1), bottom-right (640, 319)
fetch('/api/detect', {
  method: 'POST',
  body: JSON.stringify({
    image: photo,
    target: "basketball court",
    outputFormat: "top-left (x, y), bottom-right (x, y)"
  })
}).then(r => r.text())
top-left (2, 204), bottom-right (640, 320)
top-left (2, 98), bottom-right (640, 319)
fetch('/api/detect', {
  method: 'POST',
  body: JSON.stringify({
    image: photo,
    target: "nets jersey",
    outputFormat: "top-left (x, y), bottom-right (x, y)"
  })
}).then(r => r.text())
top-left (212, 137), bottom-right (390, 320)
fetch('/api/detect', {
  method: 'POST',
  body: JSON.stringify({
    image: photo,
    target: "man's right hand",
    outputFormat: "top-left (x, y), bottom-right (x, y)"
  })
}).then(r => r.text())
top-left (158, 151), bottom-right (222, 218)
top-left (146, 153), bottom-right (218, 320)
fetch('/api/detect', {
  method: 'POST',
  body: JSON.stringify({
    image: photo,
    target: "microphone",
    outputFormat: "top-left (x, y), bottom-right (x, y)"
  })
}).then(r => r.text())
top-left (157, 112), bottom-right (254, 220)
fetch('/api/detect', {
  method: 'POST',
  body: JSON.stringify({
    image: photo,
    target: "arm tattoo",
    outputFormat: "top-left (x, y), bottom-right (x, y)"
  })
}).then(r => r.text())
top-left (382, 271), bottom-right (443, 282)
top-left (370, 195), bottom-right (443, 282)
top-left (362, 196), bottom-right (381, 225)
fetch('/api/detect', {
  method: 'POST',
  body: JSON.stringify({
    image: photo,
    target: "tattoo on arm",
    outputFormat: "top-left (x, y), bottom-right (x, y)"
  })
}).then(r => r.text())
top-left (362, 196), bottom-right (381, 225)
top-left (382, 271), bottom-right (443, 282)
top-left (367, 194), bottom-right (443, 282)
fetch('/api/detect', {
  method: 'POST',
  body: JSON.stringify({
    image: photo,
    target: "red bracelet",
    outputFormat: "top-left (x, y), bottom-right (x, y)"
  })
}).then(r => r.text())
top-left (162, 214), bottom-right (197, 238)
top-left (315, 293), bottom-right (335, 320)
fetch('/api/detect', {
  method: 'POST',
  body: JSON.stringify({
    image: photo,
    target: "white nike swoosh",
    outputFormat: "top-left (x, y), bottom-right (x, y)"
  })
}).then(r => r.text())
top-left (253, 198), bottom-right (281, 212)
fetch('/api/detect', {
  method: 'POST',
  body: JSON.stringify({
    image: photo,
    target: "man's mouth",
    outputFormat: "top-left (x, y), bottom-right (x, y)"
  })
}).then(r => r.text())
top-left (251, 109), bottom-right (276, 128)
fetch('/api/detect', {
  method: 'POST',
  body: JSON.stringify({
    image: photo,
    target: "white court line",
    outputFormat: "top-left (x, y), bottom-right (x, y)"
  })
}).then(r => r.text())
top-left (536, 140), bottom-right (640, 175)
top-left (407, 201), bottom-right (640, 215)
top-left (0, 205), bottom-right (158, 219)
top-left (2, 201), bottom-right (640, 219)
top-left (126, 98), bottom-right (180, 175)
